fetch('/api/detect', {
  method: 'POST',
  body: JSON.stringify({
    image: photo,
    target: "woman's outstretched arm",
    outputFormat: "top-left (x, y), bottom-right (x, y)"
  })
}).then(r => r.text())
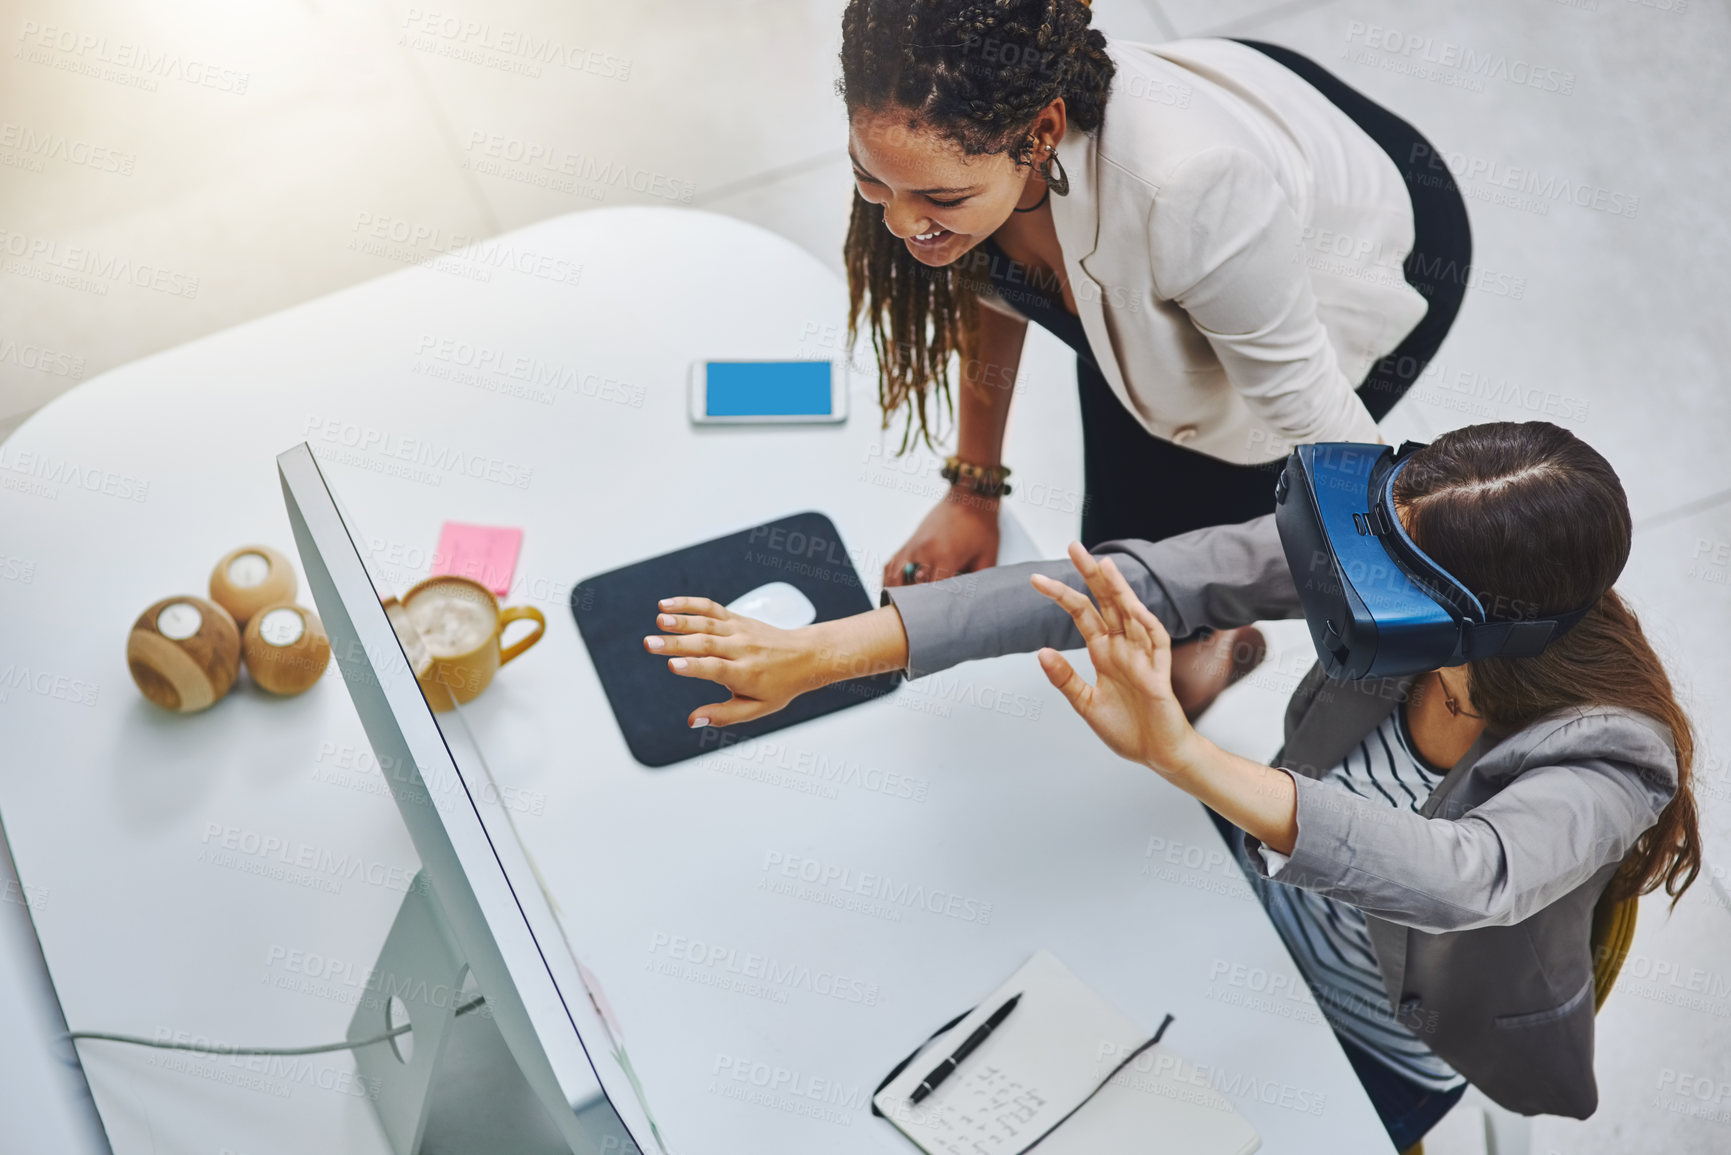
top-left (644, 512), bottom-right (1302, 728)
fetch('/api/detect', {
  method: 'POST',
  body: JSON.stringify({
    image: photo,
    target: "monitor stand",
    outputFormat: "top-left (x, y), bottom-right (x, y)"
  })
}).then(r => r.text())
top-left (348, 873), bottom-right (639, 1155)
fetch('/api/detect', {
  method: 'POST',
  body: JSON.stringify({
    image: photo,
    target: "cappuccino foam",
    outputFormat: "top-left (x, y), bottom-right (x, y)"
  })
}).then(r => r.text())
top-left (407, 586), bottom-right (495, 657)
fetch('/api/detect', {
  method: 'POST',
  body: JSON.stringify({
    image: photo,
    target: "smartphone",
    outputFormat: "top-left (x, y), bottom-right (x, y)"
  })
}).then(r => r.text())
top-left (688, 359), bottom-right (847, 425)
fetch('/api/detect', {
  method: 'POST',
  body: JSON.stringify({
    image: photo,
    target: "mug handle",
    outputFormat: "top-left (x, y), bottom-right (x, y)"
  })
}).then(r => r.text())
top-left (496, 605), bottom-right (546, 666)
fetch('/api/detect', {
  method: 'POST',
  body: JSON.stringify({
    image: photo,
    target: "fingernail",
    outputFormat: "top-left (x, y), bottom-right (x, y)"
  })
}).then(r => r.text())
top-left (669, 657), bottom-right (688, 670)
top-left (658, 599), bottom-right (671, 608)
top-left (659, 613), bottom-right (674, 626)
top-left (691, 717), bottom-right (709, 728)
top-left (644, 636), bottom-right (664, 649)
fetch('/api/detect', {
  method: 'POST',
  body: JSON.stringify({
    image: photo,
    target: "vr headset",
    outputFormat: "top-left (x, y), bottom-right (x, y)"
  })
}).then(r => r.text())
top-left (1273, 441), bottom-right (1591, 681)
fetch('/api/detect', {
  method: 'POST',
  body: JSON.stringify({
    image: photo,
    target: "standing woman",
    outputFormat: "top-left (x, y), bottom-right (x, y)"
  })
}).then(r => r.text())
top-left (839, 0), bottom-right (1472, 715)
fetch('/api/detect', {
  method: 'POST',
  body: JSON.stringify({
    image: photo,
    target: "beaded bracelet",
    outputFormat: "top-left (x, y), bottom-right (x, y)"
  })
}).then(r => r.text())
top-left (940, 455), bottom-right (1013, 498)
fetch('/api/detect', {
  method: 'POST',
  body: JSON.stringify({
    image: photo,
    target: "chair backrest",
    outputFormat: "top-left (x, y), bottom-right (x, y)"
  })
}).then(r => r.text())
top-left (1590, 890), bottom-right (1639, 1012)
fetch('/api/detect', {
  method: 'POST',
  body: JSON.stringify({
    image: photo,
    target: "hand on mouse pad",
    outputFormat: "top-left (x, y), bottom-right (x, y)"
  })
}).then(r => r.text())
top-left (642, 595), bottom-right (822, 728)
top-left (570, 512), bottom-right (900, 767)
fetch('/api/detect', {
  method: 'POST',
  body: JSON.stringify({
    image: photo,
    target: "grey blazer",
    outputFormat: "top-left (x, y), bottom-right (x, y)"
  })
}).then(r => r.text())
top-left (881, 513), bottom-right (1678, 1118)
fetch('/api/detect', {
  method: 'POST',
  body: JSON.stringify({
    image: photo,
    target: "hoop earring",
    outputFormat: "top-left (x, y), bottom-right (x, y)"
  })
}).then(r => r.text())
top-left (1039, 148), bottom-right (1069, 197)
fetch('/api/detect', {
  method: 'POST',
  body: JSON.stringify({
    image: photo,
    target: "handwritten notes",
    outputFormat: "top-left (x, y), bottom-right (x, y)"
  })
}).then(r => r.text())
top-left (900, 1063), bottom-right (1052, 1155)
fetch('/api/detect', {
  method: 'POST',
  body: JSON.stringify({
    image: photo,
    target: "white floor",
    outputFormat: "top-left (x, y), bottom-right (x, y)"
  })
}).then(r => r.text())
top-left (2, 1), bottom-right (1728, 1152)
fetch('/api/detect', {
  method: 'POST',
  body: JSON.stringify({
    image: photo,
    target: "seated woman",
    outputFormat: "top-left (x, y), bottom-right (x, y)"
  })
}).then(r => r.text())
top-left (641, 421), bottom-right (1701, 1150)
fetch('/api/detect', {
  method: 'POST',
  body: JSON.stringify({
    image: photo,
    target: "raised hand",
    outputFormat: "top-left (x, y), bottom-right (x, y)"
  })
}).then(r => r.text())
top-left (1029, 543), bottom-right (1205, 780)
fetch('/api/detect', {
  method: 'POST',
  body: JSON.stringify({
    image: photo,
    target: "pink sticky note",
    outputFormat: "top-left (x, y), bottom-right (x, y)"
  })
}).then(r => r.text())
top-left (433, 522), bottom-right (523, 597)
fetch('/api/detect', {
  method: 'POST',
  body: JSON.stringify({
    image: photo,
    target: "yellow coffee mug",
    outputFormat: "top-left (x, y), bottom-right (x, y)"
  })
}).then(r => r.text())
top-left (395, 575), bottom-right (545, 711)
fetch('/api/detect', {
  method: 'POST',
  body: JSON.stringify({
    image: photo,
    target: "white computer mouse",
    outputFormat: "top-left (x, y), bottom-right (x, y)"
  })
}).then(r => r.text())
top-left (725, 581), bottom-right (818, 630)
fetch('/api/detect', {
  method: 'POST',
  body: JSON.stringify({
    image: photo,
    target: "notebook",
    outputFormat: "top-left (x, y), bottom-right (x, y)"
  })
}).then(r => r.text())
top-left (873, 951), bottom-right (1260, 1155)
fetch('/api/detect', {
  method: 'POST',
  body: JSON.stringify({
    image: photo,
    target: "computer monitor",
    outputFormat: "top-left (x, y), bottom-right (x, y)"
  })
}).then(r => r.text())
top-left (278, 442), bottom-right (654, 1155)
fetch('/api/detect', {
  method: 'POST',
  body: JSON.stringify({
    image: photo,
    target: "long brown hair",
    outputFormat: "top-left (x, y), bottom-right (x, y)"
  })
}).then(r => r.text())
top-left (836, 0), bottom-right (1114, 451)
top-left (1396, 421), bottom-right (1700, 906)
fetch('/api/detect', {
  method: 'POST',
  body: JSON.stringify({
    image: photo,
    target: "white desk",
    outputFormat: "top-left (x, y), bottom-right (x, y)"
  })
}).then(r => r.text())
top-left (0, 206), bottom-right (1392, 1153)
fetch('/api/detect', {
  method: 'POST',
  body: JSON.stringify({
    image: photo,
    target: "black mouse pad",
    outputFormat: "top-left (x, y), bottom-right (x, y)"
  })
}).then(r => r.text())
top-left (572, 512), bottom-right (901, 767)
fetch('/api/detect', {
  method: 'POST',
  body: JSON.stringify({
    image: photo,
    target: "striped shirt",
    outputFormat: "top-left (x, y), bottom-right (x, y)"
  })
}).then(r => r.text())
top-left (1248, 705), bottom-right (1468, 1092)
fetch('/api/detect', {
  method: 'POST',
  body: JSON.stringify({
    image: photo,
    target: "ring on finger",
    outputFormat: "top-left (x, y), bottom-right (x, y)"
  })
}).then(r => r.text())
top-left (902, 561), bottom-right (921, 583)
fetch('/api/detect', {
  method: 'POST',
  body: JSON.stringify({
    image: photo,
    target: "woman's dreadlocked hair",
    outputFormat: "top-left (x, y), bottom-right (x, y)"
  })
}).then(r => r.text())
top-left (837, 0), bottom-right (1114, 451)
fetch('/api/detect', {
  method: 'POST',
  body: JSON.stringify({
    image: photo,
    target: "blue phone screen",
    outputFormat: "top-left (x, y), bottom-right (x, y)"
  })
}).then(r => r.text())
top-left (705, 361), bottom-right (832, 416)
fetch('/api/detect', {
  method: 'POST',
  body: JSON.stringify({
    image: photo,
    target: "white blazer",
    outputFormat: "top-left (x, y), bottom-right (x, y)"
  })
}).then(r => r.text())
top-left (977, 37), bottom-right (1430, 465)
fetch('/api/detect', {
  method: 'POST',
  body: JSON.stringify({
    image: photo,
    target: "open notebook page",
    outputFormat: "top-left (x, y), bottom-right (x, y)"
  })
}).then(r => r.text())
top-left (873, 951), bottom-right (1148, 1155)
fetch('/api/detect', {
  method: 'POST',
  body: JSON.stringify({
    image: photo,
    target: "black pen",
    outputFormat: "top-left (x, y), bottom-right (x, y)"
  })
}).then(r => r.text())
top-left (909, 992), bottom-right (1023, 1105)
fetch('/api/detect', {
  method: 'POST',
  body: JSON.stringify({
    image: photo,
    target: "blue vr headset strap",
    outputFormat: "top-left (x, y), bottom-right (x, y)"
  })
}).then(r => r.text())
top-left (1373, 444), bottom-right (1485, 625)
top-left (1380, 443), bottom-right (1596, 663)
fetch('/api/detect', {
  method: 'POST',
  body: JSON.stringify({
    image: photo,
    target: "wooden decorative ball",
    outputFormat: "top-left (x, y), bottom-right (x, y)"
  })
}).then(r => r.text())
top-left (209, 545), bottom-right (297, 629)
top-left (127, 596), bottom-right (241, 713)
top-left (242, 603), bottom-right (331, 696)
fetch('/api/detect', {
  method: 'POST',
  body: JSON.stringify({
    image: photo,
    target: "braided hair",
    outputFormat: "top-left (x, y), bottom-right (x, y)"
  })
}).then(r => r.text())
top-left (837, 0), bottom-right (1115, 452)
